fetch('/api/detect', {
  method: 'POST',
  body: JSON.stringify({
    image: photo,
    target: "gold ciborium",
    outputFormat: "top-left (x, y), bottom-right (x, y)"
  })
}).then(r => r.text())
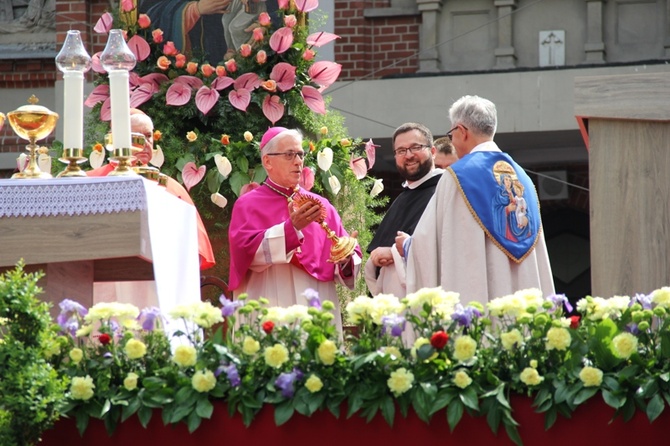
top-left (104, 131), bottom-right (146, 176)
top-left (7, 95), bottom-right (58, 179)
top-left (293, 192), bottom-right (358, 263)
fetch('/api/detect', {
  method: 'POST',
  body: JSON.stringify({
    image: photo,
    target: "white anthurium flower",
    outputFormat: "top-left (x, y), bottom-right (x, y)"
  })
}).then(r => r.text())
top-left (328, 174), bottom-right (341, 195)
top-left (211, 193), bottom-right (228, 209)
top-left (38, 153), bottom-right (52, 173)
top-left (317, 147), bottom-right (333, 171)
top-left (89, 149), bottom-right (105, 169)
top-left (16, 153), bottom-right (28, 172)
top-left (370, 178), bottom-right (384, 197)
top-left (150, 144), bottom-right (164, 168)
top-left (214, 154), bottom-right (232, 178)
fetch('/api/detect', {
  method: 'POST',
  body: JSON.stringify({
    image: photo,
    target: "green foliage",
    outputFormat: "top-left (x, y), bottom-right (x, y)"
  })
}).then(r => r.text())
top-left (0, 262), bottom-right (67, 446)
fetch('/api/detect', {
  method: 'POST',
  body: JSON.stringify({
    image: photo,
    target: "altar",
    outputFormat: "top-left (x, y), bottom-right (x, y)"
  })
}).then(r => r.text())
top-left (0, 176), bottom-right (201, 316)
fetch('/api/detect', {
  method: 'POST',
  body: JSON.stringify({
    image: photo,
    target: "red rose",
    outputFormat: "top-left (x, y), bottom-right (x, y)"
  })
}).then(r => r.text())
top-left (569, 315), bottom-right (580, 329)
top-left (262, 321), bottom-right (274, 334)
top-left (430, 331), bottom-right (449, 349)
top-left (99, 333), bottom-right (111, 345)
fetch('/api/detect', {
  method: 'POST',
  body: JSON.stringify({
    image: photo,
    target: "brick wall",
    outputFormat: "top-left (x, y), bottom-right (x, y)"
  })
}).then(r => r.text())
top-left (334, 0), bottom-right (420, 81)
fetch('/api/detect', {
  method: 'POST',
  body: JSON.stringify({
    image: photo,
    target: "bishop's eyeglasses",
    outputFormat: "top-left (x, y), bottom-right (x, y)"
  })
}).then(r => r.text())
top-left (266, 151), bottom-right (306, 160)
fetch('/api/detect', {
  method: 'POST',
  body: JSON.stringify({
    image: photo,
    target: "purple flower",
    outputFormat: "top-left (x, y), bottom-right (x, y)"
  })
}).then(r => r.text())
top-left (275, 368), bottom-right (303, 398)
top-left (138, 307), bottom-right (164, 331)
top-left (381, 315), bottom-right (405, 337)
top-left (546, 294), bottom-right (572, 313)
top-left (302, 288), bottom-right (321, 309)
top-left (451, 304), bottom-right (482, 327)
top-left (633, 293), bottom-right (652, 310)
top-left (626, 323), bottom-right (640, 335)
top-left (216, 364), bottom-right (241, 387)
top-left (56, 299), bottom-right (88, 335)
top-left (219, 295), bottom-right (243, 317)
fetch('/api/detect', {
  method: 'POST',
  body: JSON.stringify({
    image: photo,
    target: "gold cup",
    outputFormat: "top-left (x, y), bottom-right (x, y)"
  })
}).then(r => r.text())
top-left (293, 192), bottom-right (358, 263)
top-left (7, 95), bottom-right (58, 179)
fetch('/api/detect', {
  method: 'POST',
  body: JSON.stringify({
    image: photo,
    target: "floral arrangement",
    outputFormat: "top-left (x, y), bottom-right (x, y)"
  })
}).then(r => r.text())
top-left (48, 285), bottom-right (670, 445)
top-left (83, 0), bottom-right (381, 208)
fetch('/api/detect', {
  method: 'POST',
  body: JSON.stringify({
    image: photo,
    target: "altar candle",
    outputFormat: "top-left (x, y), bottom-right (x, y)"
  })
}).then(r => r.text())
top-left (62, 71), bottom-right (84, 149)
top-left (108, 70), bottom-right (132, 150)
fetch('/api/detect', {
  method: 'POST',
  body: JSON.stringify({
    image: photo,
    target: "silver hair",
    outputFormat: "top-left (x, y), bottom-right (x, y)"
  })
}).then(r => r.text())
top-left (261, 129), bottom-right (303, 156)
top-left (448, 95), bottom-right (497, 137)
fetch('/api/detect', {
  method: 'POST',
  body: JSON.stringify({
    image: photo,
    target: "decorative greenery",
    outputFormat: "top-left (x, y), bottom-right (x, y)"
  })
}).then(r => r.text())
top-left (49, 285), bottom-right (670, 445)
top-left (0, 262), bottom-right (67, 446)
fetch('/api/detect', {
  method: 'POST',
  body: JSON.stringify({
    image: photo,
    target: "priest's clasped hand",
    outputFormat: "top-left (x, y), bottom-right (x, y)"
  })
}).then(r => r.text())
top-left (290, 201), bottom-right (322, 231)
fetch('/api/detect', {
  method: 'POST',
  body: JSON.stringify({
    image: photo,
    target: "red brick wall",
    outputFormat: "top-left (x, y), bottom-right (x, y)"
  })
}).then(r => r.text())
top-left (334, 0), bottom-right (421, 81)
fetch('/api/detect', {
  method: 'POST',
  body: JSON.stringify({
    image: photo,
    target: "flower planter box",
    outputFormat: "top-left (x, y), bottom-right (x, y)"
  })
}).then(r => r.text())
top-left (41, 396), bottom-right (667, 446)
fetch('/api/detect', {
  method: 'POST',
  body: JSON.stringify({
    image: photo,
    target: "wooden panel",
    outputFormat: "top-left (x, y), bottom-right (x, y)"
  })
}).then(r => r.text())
top-left (574, 72), bottom-right (670, 122)
top-left (0, 210), bottom-right (151, 267)
top-left (589, 119), bottom-right (670, 296)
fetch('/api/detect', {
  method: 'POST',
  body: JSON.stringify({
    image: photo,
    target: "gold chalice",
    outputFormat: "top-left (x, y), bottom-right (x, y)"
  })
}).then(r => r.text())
top-left (104, 131), bottom-right (146, 176)
top-left (7, 95), bottom-right (58, 179)
top-left (293, 192), bottom-right (358, 263)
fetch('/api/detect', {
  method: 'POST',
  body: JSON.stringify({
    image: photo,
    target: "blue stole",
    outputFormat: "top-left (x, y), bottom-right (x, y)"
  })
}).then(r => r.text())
top-left (449, 151), bottom-right (541, 263)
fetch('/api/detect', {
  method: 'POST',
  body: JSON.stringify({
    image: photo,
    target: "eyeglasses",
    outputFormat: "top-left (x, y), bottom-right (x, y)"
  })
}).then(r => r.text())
top-left (266, 151), bottom-right (305, 161)
top-left (446, 124), bottom-right (468, 141)
top-left (393, 144), bottom-right (429, 157)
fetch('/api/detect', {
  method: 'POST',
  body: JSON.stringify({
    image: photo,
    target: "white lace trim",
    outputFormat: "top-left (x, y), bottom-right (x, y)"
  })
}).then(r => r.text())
top-left (0, 176), bottom-right (148, 217)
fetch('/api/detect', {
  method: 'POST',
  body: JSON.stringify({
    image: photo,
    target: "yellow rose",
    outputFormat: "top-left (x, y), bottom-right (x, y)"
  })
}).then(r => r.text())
top-left (319, 126), bottom-right (328, 135)
top-left (530, 359), bottom-right (538, 369)
top-left (651, 287), bottom-right (670, 309)
top-left (244, 131), bottom-right (253, 142)
top-left (500, 329), bottom-right (523, 350)
top-left (125, 339), bottom-right (147, 360)
top-left (242, 336), bottom-right (260, 355)
top-left (453, 336), bottom-right (477, 362)
top-left (519, 367), bottom-right (544, 386)
top-left (545, 327), bottom-right (571, 351)
top-left (124, 372), bottom-right (139, 391)
top-left (305, 374), bottom-right (324, 393)
top-left (317, 340), bottom-right (337, 365)
top-left (264, 343), bottom-right (289, 368)
top-left (612, 332), bottom-right (638, 359)
top-left (186, 131), bottom-right (197, 142)
top-left (192, 370), bottom-right (217, 393)
top-left (173, 345), bottom-right (197, 367)
top-left (381, 346), bottom-right (402, 360)
top-left (387, 367), bottom-right (414, 396)
top-left (579, 366), bottom-right (603, 387)
top-left (70, 376), bottom-right (95, 400)
top-left (69, 347), bottom-right (84, 364)
top-left (339, 138), bottom-right (351, 147)
top-left (453, 370), bottom-right (472, 389)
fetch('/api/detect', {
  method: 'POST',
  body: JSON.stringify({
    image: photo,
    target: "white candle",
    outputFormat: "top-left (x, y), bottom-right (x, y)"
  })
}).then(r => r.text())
top-left (62, 71), bottom-right (84, 149)
top-left (108, 70), bottom-right (132, 150)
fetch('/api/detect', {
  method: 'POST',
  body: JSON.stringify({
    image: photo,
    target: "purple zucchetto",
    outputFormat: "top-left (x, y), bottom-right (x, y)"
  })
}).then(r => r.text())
top-left (259, 126), bottom-right (288, 150)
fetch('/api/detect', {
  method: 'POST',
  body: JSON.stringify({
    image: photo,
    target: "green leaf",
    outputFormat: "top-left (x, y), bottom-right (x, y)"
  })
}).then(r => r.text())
top-left (137, 406), bottom-right (153, 428)
top-left (380, 396), bottom-right (395, 427)
top-left (186, 410), bottom-right (202, 433)
top-left (660, 331), bottom-right (670, 359)
top-left (459, 387), bottom-right (480, 412)
top-left (503, 419), bottom-right (524, 446)
top-left (573, 387), bottom-right (598, 405)
top-left (602, 389), bottom-right (626, 409)
top-left (430, 389), bottom-right (456, 416)
top-left (169, 403), bottom-right (194, 423)
top-left (544, 406), bottom-right (558, 430)
top-left (196, 396), bottom-right (214, 419)
top-left (121, 398), bottom-right (141, 422)
top-left (274, 401), bottom-right (295, 426)
top-left (646, 393), bottom-right (665, 422)
top-left (252, 168), bottom-right (267, 184)
top-left (236, 155), bottom-right (249, 173)
top-left (229, 171), bottom-right (250, 196)
top-left (75, 411), bottom-right (90, 436)
top-left (100, 398), bottom-right (112, 416)
top-left (205, 167), bottom-right (223, 194)
top-left (446, 399), bottom-right (464, 432)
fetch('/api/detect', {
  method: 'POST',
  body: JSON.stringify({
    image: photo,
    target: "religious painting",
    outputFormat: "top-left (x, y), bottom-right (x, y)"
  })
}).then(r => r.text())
top-left (491, 160), bottom-right (532, 242)
top-left (138, 0), bottom-right (280, 65)
top-left (0, 0), bottom-right (56, 58)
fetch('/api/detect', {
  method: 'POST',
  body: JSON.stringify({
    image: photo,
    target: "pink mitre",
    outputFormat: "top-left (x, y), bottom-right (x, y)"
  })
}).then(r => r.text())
top-left (260, 126), bottom-right (288, 150)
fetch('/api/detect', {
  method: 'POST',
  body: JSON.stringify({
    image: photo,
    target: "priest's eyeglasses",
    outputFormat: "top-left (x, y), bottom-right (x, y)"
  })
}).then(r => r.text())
top-left (266, 151), bottom-right (306, 160)
top-left (393, 144), bottom-right (429, 157)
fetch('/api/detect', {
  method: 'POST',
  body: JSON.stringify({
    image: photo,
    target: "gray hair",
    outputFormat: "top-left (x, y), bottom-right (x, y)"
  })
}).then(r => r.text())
top-left (448, 95), bottom-right (497, 137)
top-left (392, 122), bottom-right (433, 147)
top-left (261, 129), bottom-right (303, 156)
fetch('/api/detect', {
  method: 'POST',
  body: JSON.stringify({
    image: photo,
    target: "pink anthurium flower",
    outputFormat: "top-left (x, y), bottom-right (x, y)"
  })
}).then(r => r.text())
top-left (130, 83), bottom-right (154, 108)
top-left (240, 182), bottom-right (261, 195)
top-left (262, 95), bottom-right (284, 124)
top-left (270, 62), bottom-right (296, 91)
top-left (294, 0), bottom-right (319, 13)
top-left (127, 35), bottom-right (150, 62)
top-left (229, 88), bottom-right (251, 111)
top-left (350, 154), bottom-right (368, 180)
top-left (91, 52), bottom-right (105, 73)
top-left (365, 138), bottom-right (378, 170)
top-left (140, 73), bottom-right (169, 91)
top-left (182, 162), bottom-right (206, 191)
top-left (100, 97), bottom-right (112, 121)
top-left (85, 84), bottom-right (110, 108)
top-left (269, 27), bottom-right (294, 54)
top-left (93, 12), bottom-right (113, 34)
top-left (174, 75), bottom-right (204, 90)
top-left (234, 72), bottom-right (261, 91)
top-left (195, 86), bottom-right (220, 115)
top-left (308, 61), bottom-right (342, 90)
top-left (306, 32), bottom-right (340, 47)
top-left (211, 76), bottom-right (235, 91)
top-left (165, 82), bottom-right (192, 106)
top-left (300, 166), bottom-right (315, 191)
top-left (300, 85), bottom-right (326, 114)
